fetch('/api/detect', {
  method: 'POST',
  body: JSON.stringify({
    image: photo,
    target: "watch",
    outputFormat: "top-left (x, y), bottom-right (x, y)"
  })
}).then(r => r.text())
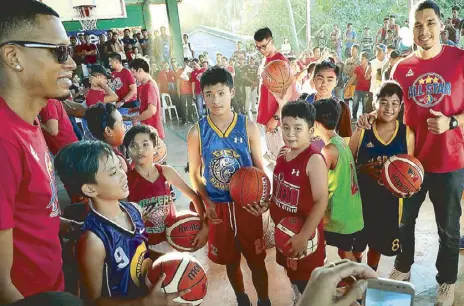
top-left (449, 116), bottom-right (459, 130)
top-left (273, 115), bottom-right (280, 121)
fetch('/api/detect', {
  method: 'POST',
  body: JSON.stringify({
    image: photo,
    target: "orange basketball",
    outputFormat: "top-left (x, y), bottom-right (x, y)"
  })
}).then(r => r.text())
top-left (229, 166), bottom-right (271, 206)
top-left (261, 60), bottom-right (294, 94)
top-left (153, 138), bottom-right (167, 164)
top-left (381, 154), bottom-right (424, 198)
top-left (275, 216), bottom-right (319, 259)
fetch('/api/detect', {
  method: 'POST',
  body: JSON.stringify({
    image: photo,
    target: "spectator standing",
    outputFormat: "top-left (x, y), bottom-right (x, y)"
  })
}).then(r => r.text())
top-left (376, 18), bottom-right (390, 44)
top-left (330, 24), bottom-right (342, 59)
top-left (243, 57), bottom-right (259, 114)
top-left (451, 6), bottom-right (461, 30)
top-left (182, 34), bottom-right (194, 59)
top-left (346, 51), bottom-right (371, 120)
top-left (109, 53), bottom-right (137, 111)
top-left (190, 59), bottom-right (207, 116)
top-left (175, 59), bottom-right (195, 124)
top-left (361, 26), bottom-right (374, 55)
top-left (158, 26), bottom-right (173, 64)
top-left (342, 44), bottom-right (360, 106)
top-left (344, 23), bottom-right (357, 59)
top-left (441, 30), bottom-right (457, 46)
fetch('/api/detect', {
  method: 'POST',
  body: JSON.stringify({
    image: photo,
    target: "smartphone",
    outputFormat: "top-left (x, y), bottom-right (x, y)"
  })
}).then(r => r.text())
top-left (363, 278), bottom-right (415, 306)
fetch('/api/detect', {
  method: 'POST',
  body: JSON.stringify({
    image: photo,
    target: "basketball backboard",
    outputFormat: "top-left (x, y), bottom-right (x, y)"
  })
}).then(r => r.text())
top-left (40, 0), bottom-right (127, 22)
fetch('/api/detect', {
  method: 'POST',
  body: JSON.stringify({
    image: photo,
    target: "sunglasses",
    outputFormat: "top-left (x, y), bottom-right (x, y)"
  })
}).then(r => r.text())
top-left (0, 41), bottom-right (73, 64)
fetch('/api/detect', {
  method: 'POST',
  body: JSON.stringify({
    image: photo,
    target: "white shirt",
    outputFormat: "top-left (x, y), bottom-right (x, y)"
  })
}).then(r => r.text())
top-left (183, 42), bottom-right (193, 59)
top-left (370, 57), bottom-right (387, 93)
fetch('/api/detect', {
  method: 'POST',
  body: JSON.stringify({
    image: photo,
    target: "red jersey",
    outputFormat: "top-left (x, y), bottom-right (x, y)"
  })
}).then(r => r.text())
top-left (392, 46), bottom-right (464, 173)
top-left (138, 80), bottom-right (165, 139)
top-left (176, 68), bottom-right (192, 95)
top-left (157, 70), bottom-right (176, 94)
top-left (270, 146), bottom-right (325, 281)
top-left (0, 98), bottom-right (63, 296)
top-left (112, 68), bottom-right (137, 103)
top-left (77, 43), bottom-right (97, 64)
top-left (190, 67), bottom-right (207, 95)
top-left (85, 88), bottom-right (106, 108)
top-left (354, 65), bottom-right (370, 91)
top-left (127, 164), bottom-right (176, 246)
top-left (39, 99), bottom-right (78, 155)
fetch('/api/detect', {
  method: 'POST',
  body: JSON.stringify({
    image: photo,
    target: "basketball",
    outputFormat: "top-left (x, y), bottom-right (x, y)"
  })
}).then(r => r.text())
top-left (146, 252), bottom-right (207, 306)
top-left (229, 166), bottom-right (271, 206)
top-left (381, 154), bottom-right (424, 198)
top-left (261, 60), bottom-right (294, 94)
top-left (166, 212), bottom-right (202, 252)
top-left (153, 138), bottom-right (167, 164)
top-left (275, 216), bottom-right (319, 259)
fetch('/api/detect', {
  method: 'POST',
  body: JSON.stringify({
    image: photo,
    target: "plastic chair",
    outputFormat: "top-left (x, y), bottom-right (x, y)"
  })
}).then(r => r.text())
top-left (161, 93), bottom-right (179, 122)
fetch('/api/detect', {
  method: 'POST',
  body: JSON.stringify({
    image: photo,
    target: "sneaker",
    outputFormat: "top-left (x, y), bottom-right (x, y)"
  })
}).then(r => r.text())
top-left (237, 293), bottom-right (252, 306)
top-left (435, 283), bottom-right (455, 306)
top-left (388, 268), bottom-right (411, 281)
top-left (257, 298), bottom-right (271, 306)
top-left (459, 236), bottom-right (464, 250)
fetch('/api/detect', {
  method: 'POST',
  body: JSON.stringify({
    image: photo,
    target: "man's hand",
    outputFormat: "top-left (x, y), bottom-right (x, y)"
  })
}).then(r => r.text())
top-left (205, 201), bottom-right (222, 224)
top-left (266, 118), bottom-right (279, 133)
top-left (243, 202), bottom-right (269, 216)
top-left (271, 85), bottom-right (294, 107)
top-left (427, 109), bottom-right (451, 134)
top-left (356, 112), bottom-right (377, 130)
top-left (358, 161), bottom-right (383, 182)
top-left (285, 232), bottom-right (308, 259)
top-left (145, 273), bottom-right (193, 306)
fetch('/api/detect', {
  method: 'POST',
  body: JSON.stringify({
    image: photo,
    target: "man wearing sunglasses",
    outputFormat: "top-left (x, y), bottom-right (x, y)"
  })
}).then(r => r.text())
top-left (0, 0), bottom-right (84, 303)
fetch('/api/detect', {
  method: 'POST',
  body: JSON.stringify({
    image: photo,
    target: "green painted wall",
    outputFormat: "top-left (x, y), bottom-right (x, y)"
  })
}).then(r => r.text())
top-left (63, 5), bottom-right (146, 32)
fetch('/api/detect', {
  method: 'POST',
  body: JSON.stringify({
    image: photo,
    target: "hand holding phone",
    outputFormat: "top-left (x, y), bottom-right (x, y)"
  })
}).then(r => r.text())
top-left (363, 278), bottom-right (415, 306)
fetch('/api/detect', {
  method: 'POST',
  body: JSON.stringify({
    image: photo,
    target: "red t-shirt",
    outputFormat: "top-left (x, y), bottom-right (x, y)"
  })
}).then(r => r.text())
top-left (85, 89), bottom-right (106, 108)
top-left (127, 164), bottom-right (176, 246)
top-left (112, 68), bottom-right (137, 104)
top-left (0, 98), bottom-right (63, 297)
top-left (39, 99), bottom-right (78, 155)
top-left (138, 80), bottom-right (165, 139)
top-left (392, 46), bottom-right (464, 173)
top-left (354, 65), bottom-right (370, 91)
top-left (77, 43), bottom-right (97, 64)
top-left (227, 65), bottom-right (235, 76)
top-left (190, 68), bottom-right (207, 95)
top-left (157, 70), bottom-right (176, 94)
top-left (176, 68), bottom-right (192, 95)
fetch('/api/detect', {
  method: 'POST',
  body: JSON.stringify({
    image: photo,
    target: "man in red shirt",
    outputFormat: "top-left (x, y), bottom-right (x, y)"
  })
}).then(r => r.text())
top-left (358, 1), bottom-right (464, 305)
top-left (346, 51), bottom-right (371, 120)
top-left (190, 58), bottom-right (207, 117)
top-left (0, 1), bottom-right (82, 303)
top-left (128, 59), bottom-right (165, 139)
top-left (39, 99), bottom-right (78, 155)
top-left (157, 61), bottom-right (175, 94)
top-left (174, 58), bottom-right (194, 124)
top-left (255, 27), bottom-right (299, 164)
top-left (77, 34), bottom-right (98, 65)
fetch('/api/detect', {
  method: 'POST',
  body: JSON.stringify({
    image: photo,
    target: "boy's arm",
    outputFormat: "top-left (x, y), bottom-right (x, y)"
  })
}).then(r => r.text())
top-left (41, 119), bottom-right (59, 136)
top-left (406, 126), bottom-right (415, 156)
top-left (348, 129), bottom-right (363, 160)
top-left (286, 154), bottom-right (328, 258)
top-left (247, 120), bottom-right (265, 172)
top-left (320, 144), bottom-right (338, 171)
top-left (101, 82), bottom-right (119, 103)
top-left (187, 125), bottom-right (222, 224)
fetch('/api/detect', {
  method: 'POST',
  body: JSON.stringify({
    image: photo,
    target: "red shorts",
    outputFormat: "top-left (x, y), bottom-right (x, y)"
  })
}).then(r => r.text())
top-left (275, 225), bottom-right (326, 281)
top-left (208, 202), bottom-right (266, 265)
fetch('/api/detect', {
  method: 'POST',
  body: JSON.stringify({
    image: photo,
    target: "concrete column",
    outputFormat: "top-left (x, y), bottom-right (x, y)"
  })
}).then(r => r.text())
top-left (165, 0), bottom-right (184, 62)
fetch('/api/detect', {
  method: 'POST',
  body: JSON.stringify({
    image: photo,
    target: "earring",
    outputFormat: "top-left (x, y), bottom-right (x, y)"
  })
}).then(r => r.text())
top-left (15, 65), bottom-right (21, 71)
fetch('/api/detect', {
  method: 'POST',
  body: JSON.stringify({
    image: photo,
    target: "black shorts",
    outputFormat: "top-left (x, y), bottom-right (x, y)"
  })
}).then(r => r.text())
top-left (324, 231), bottom-right (363, 252)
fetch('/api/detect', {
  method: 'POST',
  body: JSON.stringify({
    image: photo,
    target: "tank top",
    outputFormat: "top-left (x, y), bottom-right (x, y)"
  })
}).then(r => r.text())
top-left (127, 164), bottom-right (176, 245)
top-left (325, 135), bottom-right (364, 234)
top-left (82, 201), bottom-right (150, 298)
top-left (199, 112), bottom-right (253, 203)
top-left (270, 145), bottom-right (321, 224)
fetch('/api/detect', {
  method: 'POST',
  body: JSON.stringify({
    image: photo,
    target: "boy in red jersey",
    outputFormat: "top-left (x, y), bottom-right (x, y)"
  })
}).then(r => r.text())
top-left (357, 2), bottom-right (464, 304)
top-left (127, 59), bottom-right (165, 139)
top-left (123, 125), bottom-right (208, 254)
top-left (257, 100), bottom-right (328, 305)
top-left (85, 65), bottom-right (118, 108)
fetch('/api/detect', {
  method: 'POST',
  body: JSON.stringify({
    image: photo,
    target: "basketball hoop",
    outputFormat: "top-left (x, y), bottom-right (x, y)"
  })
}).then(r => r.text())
top-left (73, 5), bottom-right (97, 31)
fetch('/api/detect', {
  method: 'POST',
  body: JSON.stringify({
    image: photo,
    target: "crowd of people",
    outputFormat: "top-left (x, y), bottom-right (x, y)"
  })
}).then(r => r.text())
top-left (0, 0), bottom-right (463, 306)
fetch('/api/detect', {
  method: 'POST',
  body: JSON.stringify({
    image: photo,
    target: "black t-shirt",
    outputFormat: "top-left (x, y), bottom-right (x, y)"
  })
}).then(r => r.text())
top-left (242, 64), bottom-right (259, 86)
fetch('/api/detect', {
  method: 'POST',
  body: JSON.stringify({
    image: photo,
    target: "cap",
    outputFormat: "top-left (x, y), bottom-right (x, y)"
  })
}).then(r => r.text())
top-left (376, 44), bottom-right (387, 53)
top-left (90, 64), bottom-right (111, 78)
top-left (390, 50), bottom-right (400, 59)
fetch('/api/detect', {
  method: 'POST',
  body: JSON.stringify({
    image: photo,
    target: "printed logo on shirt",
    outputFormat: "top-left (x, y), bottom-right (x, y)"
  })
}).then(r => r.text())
top-left (45, 152), bottom-right (60, 218)
top-left (129, 242), bottom-right (150, 288)
top-left (208, 149), bottom-right (241, 191)
top-left (273, 172), bottom-right (300, 213)
top-left (112, 77), bottom-right (123, 90)
top-left (406, 69), bottom-right (414, 77)
top-left (366, 142), bottom-right (374, 148)
top-left (291, 169), bottom-right (300, 176)
top-left (408, 72), bottom-right (451, 108)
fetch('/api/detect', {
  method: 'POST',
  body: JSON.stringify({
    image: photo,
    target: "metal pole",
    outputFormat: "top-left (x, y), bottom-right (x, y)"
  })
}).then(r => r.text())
top-left (165, 0), bottom-right (184, 63)
top-left (285, 0), bottom-right (300, 52)
top-left (306, 0), bottom-right (311, 49)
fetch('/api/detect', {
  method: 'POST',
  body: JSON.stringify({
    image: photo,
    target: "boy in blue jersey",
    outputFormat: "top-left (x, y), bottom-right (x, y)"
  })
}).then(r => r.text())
top-left (349, 81), bottom-right (415, 271)
top-left (54, 141), bottom-right (190, 306)
top-left (187, 66), bottom-right (271, 306)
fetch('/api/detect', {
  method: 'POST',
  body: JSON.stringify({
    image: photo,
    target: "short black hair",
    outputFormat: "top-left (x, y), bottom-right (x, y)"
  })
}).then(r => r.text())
top-left (351, 44), bottom-right (360, 52)
top-left (281, 100), bottom-right (316, 128)
top-left (375, 80), bottom-right (403, 102)
top-left (347, 23), bottom-right (353, 26)
top-left (361, 51), bottom-right (370, 60)
top-left (0, 0), bottom-right (59, 43)
top-left (124, 28), bottom-right (130, 32)
top-left (254, 27), bottom-right (273, 41)
top-left (85, 103), bottom-right (117, 141)
top-left (142, 28), bottom-right (148, 32)
top-left (123, 125), bottom-right (159, 150)
top-left (414, 0), bottom-right (441, 21)
top-left (129, 58), bottom-right (150, 73)
top-left (109, 52), bottom-right (122, 63)
top-left (307, 62), bottom-right (316, 74)
top-left (191, 58), bottom-right (199, 63)
top-left (54, 141), bottom-right (114, 198)
top-left (314, 59), bottom-right (340, 78)
top-left (313, 98), bottom-right (341, 130)
top-left (452, 6), bottom-right (459, 11)
top-left (200, 66), bottom-right (234, 91)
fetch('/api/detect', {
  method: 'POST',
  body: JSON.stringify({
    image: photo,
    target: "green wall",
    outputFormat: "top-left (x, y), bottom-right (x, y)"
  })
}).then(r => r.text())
top-left (63, 4), bottom-right (146, 32)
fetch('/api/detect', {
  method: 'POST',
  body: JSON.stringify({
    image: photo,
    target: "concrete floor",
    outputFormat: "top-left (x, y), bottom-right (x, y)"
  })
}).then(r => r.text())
top-left (57, 119), bottom-right (464, 306)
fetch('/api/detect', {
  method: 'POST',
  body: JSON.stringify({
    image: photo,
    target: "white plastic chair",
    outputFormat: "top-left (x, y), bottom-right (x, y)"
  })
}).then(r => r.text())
top-left (161, 93), bottom-right (179, 122)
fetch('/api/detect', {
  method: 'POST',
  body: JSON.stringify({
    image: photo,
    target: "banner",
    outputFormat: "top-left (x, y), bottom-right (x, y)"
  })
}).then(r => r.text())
top-left (67, 30), bottom-right (107, 45)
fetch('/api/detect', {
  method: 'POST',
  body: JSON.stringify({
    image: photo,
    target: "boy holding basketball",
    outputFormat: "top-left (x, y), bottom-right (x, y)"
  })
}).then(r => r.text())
top-left (54, 141), bottom-right (188, 306)
top-left (349, 81), bottom-right (415, 271)
top-left (187, 66), bottom-right (271, 306)
top-left (123, 125), bottom-right (208, 255)
top-left (312, 98), bottom-right (364, 261)
top-left (267, 100), bottom-right (328, 304)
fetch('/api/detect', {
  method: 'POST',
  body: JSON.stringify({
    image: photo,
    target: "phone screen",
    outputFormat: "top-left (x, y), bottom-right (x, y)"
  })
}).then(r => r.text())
top-left (364, 287), bottom-right (413, 306)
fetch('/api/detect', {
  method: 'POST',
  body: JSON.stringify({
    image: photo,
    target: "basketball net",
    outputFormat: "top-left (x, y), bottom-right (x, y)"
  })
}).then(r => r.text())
top-left (73, 5), bottom-right (97, 31)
